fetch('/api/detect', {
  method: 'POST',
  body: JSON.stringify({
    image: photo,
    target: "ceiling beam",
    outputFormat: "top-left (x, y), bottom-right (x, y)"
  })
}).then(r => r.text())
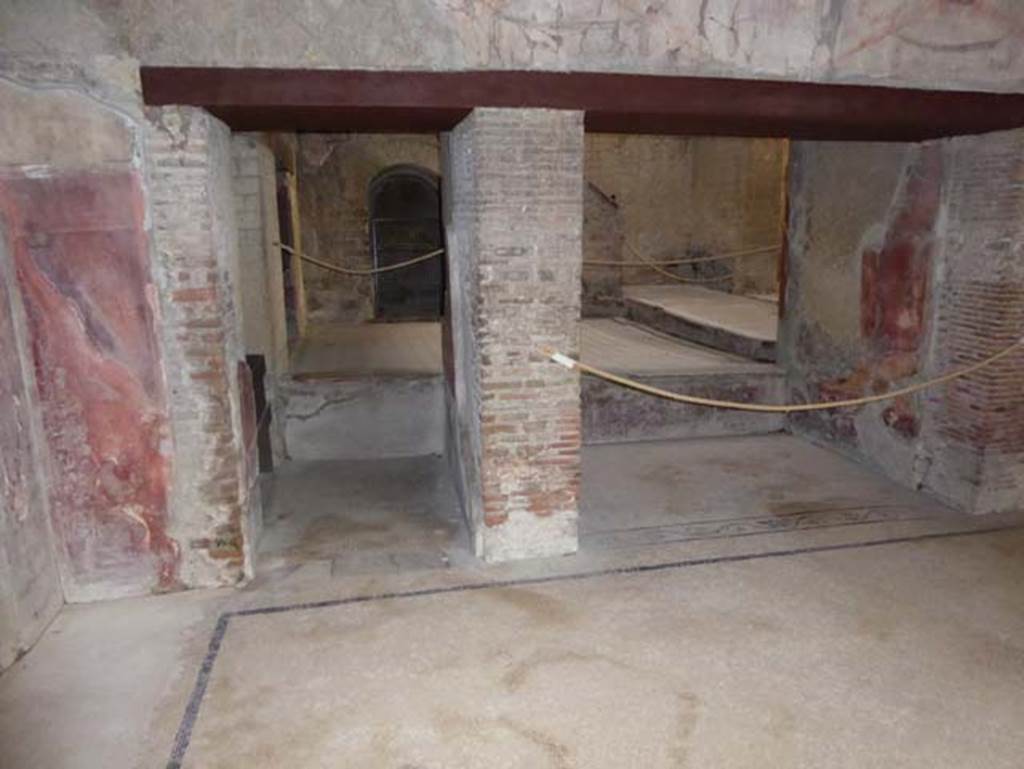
top-left (141, 67), bottom-right (1024, 141)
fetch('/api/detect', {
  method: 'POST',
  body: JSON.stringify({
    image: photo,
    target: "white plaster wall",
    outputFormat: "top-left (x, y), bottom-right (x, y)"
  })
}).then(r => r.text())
top-left (2, 1), bottom-right (1022, 92)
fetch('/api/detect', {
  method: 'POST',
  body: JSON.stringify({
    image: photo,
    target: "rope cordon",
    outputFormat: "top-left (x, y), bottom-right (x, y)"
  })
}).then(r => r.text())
top-left (584, 243), bottom-right (779, 268)
top-left (277, 242), bottom-right (444, 276)
top-left (276, 241), bottom-right (776, 280)
top-left (544, 339), bottom-right (1023, 413)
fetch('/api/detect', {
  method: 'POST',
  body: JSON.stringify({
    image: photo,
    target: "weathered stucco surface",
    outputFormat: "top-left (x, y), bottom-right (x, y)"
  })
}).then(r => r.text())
top-left (582, 181), bottom-right (626, 315)
top-left (3, 1), bottom-right (1023, 92)
top-left (782, 131), bottom-right (1024, 514)
top-left (0, 74), bottom-right (187, 602)
top-left (583, 372), bottom-right (784, 444)
top-left (0, 69), bottom-right (259, 603)
top-left (232, 133), bottom-right (289, 464)
top-left (782, 140), bottom-right (941, 489)
top-left (2, 170), bottom-right (178, 600)
top-left (282, 376), bottom-right (445, 461)
top-left (0, 226), bottom-right (62, 672)
top-left (584, 134), bottom-right (787, 297)
top-left (0, 0), bottom-right (1019, 653)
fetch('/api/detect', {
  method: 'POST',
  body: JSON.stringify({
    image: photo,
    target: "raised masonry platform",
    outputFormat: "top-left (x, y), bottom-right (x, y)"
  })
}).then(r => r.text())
top-left (623, 284), bottom-right (778, 362)
top-left (580, 318), bottom-right (783, 443)
top-left (281, 318), bottom-right (783, 459)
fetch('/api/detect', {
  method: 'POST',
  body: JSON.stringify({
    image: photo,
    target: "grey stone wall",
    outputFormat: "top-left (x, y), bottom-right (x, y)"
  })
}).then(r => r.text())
top-left (445, 108), bottom-right (583, 562)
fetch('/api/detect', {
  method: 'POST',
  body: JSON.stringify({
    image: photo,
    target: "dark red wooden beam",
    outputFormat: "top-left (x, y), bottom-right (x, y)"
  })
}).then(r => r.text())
top-left (140, 67), bottom-right (1024, 141)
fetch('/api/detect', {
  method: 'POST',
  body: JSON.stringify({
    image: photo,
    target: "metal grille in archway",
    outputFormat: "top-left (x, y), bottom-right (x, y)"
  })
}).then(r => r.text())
top-left (369, 165), bottom-right (444, 321)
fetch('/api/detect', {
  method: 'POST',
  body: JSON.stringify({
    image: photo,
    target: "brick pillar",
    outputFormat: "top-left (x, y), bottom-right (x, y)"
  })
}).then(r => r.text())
top-left (922, 128), bottom-right (1024, 514)
top-left (146, 106), bottom-right (256, 585)
top-left (444, 108), bottom-right (583, 562)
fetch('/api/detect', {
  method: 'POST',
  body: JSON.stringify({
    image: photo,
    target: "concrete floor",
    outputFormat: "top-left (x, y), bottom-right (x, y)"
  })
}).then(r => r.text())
top-left (2, 436), bottom-right (1022, 768)
top-left (259, 455), bottom-right (466, 574)
top-left (581, 434), bottom-right (939, 538)
top-left (291, 322), bottom-right (442, 377)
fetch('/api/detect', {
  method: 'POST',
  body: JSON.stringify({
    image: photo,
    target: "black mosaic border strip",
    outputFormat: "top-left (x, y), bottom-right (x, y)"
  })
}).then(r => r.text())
top-left (166, 523), bottom-right (1017, 768)
top-left (167, 614), bottom-right (230, 769)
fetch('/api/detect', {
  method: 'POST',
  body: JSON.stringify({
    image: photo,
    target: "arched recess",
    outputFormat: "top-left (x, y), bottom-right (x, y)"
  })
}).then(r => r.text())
top-left (368, 164), bottom-right (445, 320)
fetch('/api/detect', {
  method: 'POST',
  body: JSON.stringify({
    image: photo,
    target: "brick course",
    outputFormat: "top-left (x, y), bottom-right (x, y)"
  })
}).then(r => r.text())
top-left (146, 106), bottom-right (254, 585)
top-left (923, 128), bottom-right (1024, 514)
top-left (444, 108), bottom-right (583, 562)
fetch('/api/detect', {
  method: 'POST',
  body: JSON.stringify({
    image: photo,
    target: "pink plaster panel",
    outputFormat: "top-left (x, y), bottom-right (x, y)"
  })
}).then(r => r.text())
top-left (0, 170), bottom-right (179, 595)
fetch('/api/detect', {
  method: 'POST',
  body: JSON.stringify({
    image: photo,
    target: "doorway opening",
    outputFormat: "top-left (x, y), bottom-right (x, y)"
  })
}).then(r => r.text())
top-left (247, 134), bottom-right (463, 579)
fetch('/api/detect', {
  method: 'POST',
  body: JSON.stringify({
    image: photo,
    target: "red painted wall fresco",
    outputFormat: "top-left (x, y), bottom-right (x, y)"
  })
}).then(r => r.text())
top-left (0, 170), bottom-right (179, 594)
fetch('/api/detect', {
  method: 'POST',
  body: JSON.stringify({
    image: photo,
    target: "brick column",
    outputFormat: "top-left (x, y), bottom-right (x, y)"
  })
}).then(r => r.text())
top-left (146, 106), bottom-right (256, 585)
top-left (444, 108), bottom-right (584, 562)
top-left (922, 128), bottom-right (1024, 514)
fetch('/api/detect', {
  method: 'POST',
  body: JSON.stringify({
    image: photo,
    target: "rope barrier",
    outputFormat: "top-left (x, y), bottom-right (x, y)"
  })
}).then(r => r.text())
top-left (582, 243), bottom-right (779, 267)
top-left (279, 240), bottom-right (773, 280)
top-left (278, 236), bottom-right (772, 289)
top-left (621, 242), bottom-right (733, 286)
top-left (649, 271), bottom-right (734, 285)
top-left (544, 338), bottom-right (1023, 413)
top-left (276, 242), bottom-right (444, 276)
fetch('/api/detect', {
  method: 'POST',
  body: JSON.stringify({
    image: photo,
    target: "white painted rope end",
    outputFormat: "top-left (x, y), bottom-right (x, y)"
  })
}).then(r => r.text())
top-left (549, 352), bottom-right (578, 370)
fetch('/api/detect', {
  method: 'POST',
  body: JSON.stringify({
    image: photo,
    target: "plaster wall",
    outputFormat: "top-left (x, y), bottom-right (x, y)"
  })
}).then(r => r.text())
top-left (782, 132), bottom-right (1024, 514)
top-left (582, 181), bottom-right (626, 315)
top-left (782, 140), bottom-right (941, 491)
top-left (583, 135), bottom-right (787, 300)
top-left (0, 230), bottom-right (62, 671)
top-left (282, 377), bottom-right (445, 461)
top-left (232, 132), bottom-right (288, 463)
top-left (3, 1), bottom-right (1022, 93)
top-left (0, 73), bottom-right (182, 601)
